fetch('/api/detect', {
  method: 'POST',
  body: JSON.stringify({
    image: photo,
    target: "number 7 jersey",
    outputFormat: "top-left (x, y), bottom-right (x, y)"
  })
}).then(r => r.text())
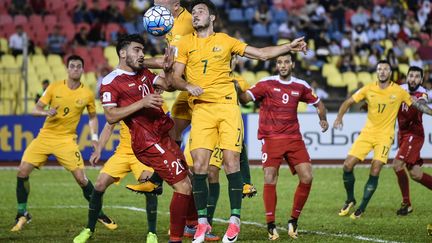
top-left (352, 81), bottom-right (412, 137)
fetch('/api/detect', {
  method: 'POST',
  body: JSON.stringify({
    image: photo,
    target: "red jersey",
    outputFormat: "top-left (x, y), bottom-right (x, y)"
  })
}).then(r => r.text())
top-left (398, 84), bottom-right (428, 138)
top-left (100, 68), bottom-right (174, 152)
top-left (247, 75), bottom-right (319, 140)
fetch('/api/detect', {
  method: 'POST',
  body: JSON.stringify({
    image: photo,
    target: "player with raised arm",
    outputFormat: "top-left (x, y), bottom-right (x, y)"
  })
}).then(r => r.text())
top-left (392, 66), bottom-right (432, 216)
top-left (96, 34), bottom-right (198, 243)
top-left (170, 1), bottom-right (307, 242)
top-left (238, 53), bottom-right (328, 240)
top-left (334, 60), bottom-right (432, 219)
top-left (11, 55), bottom-right (116, 232)
top-left (73, 120), bottom-right (160, 243)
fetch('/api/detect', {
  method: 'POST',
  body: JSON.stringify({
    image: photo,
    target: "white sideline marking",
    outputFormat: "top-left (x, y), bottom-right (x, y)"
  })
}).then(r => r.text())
top-left (25, 205), bottom-right (402, 243)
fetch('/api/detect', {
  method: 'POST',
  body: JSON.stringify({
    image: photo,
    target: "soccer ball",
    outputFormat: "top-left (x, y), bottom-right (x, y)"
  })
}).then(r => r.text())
top-left (143, 5), bottom-right (174, 36)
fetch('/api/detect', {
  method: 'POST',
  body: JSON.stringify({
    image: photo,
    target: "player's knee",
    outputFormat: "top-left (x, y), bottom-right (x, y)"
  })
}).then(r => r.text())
top-left (17, 162), bottom-right (33, 177)
top-left (264, 171), bottom-right (277, 184)
top-left (76, 177), bottom-right (88, 187)
top-left (300, 174), bottom-right (313, 184)
top-left (94, 180), bottom-right (108, 191)
top-left (208, 167), bottom-right (219, 183)
top-left (392, 160), bottom-right (404, 171)
top-left (409, 170), bottom-right (422, 181)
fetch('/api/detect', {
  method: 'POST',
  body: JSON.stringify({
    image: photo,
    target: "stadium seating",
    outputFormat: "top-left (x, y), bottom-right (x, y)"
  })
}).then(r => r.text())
top-left (342, 71), bottom-right (359, 93)
top-left (255, 70), bottom-right (270, 81)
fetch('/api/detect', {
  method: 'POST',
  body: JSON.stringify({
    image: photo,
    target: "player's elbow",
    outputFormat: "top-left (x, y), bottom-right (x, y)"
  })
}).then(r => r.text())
top-left (105, 114), bottom-right (119, 125)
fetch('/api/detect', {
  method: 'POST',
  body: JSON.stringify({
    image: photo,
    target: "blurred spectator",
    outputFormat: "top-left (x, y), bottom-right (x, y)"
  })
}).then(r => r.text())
top-left (29, 0), bottom-right (47, 15)
top-left (88, 0), bottom-right (110, 24)
top-left (387, 18), bottom-right (400, 38)
top-left (424, 81), bottom-right (432, 103)
top-left (367, 21), bottom-right (385, 41)
top-left (9, 25), bottom-right (31, 56)
top-left (254, 2), bottom-right (272, 25)
top-left (106, 0), bottom-right (125, 23)
top-left (328, 40), bottom-right (342, 56)
top-left (35, 79), bottom-right (49, 103)
top-left (87, 19), bottom-right (108, 47)
top-left (338, 53), bottom-right (357, 73)
top-left (278, 20), bottom-right (297, 39)
top-left (73, 0), bottom-right (90, 23)
top-left (404, 14), bottom-right (421, 35)
top-left (96, 64), bottom-right (112, 96)
top-left (352, 25), bottom-right (369, 44)
top-left (387, 49), bottom-right (399, 80)
top-left (329, 0), bottom-right (346, 33)
top-left (410, 53), bottom-right (424, 68)
top-left (8, 0), bottom-right (32, 16)
top-left (350, 6), bottom-right (370, 27)
top-left (306, 80), bottom-right (328, 112)
top-left (417, 0), bottom-right (431, 28)
top-left (74, 27), bottom-right (89, 46)
top-left (367, 48), bottom-right (379, 71)
top-left (45, 25), bottom-right (67, 56)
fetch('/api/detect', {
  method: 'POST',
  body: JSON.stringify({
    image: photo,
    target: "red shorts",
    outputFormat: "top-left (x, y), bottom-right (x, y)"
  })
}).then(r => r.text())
top-left (134, 136), bottom-right (188, 185)
top-left (396, 135), bottom-right (424, 168)
top-left (261, 138), bottom-right (311, 174)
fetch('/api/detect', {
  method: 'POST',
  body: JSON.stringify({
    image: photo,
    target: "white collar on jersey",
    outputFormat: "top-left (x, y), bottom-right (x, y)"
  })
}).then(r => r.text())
top-left (115, 68), bottom-right (136, 76)
top-left (278, 76), bottom-right (295, 84)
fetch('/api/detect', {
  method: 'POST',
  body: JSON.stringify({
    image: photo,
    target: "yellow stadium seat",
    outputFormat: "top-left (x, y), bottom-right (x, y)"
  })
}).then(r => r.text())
top-left (326, 72), bottom-right (345, 87)
top-left (329, 55), bottom-right (340, 65)
top-left (240, 71), bottom-right (256, 86)
top-left (31, 54), bottom-right (47, 66)
top-left (47, 54), bottom-right (63, 66)
top-left (38, 73), bottom-right (55, 83)
top-left (353, 55), bottom-right (361, 66)
top-left (404, 47), bottom-right (414, 61)
top-left (255, 71), bottom-right (270, 81)
top-left (277, 39), bottom-right (290, 45)
top-left (357, 72), bottom-right (373, 85)
top-left (36, 65), bottom-right (51, 76)
top-left (383, 39), bottom-right (393, 51)
top-left (322, 63), bottom-right (338, 78)
top-left (297, 102), bottom-right (307, 112)
top-left (104, 46), bottom-right (117, 59)
top-left (342, 72), bottom-right (358, 93)
top-left (308, 39), bottom-right (315, 51)
top-left (399, 63), bottom-right (409, 75)
top-left (1, 54), bottom-right (16, 67)
top-left (0, 38), bottom-right (7, 53)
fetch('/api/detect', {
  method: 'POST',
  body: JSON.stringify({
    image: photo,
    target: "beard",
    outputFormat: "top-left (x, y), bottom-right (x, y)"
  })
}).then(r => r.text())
top-left (408, 83), bottom-right (420, 92)
top-left (193, 17), bottom-right (210, 31)
top-left (378, 75), bottom-right (389, 83)
top-left (279, 70), bottom-right (292, 79)
top-left (126, 55), bottom-right (144, 72)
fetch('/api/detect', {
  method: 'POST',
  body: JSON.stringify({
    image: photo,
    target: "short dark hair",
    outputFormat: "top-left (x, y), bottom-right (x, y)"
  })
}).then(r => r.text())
top-left (407, 66), bottom-right (423, 78)
top-left (116, 34), bottom-right (145, 56)
top-left (377, 59), bottom-right (392, 69)
top-left (42, 79), bottom-right (50, 85)
top-left (67, 55), bottom-right (84, 67)
top-left (190, 0), bottom-right (218, 19)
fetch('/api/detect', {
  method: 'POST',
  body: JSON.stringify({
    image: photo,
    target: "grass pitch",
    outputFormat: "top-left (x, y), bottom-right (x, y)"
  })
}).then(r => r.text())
top-left (0, 166), bottom-right (430, 242)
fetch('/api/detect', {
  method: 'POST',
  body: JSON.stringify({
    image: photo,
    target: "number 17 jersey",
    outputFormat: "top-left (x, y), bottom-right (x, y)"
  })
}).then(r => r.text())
top-left (352, 81), bottom-right (412, 137)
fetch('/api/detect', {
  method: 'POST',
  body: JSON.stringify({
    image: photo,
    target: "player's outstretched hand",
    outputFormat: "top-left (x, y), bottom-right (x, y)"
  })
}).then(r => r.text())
top-left (89, 149), bottom-right (101, 166)
top-left (288, 37), bottom-right (307, 53)
top-left (320, 120), bottom-right (329, 132)
top-left (186, 84), bottom-right (203, 96)
top-left (141, 93), bottom-right (164, 109)
top-left (333, 118), bottom-right (343, 130)
top-left (46, 106), bottom-right (58, 117)
top-left (163, 46), bottom-right (175, 73)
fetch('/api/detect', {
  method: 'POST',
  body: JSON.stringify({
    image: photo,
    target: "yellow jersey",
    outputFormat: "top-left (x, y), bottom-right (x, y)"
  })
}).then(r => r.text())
top-left (233, 74), bottom-right (250, 92)
top-left (38, 80), bottom-right (96, 137)
top-left (176, 32), bottom-right (247, 104)
top-left (352, 81), bottom-right (412, 137)
top-left (166, 7), bottom-right (194, 46)
top-left (114, 121), bottom-right (134, 155)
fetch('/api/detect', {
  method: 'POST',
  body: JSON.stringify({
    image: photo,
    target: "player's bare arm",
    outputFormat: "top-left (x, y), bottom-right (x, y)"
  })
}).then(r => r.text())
top-left (153, 46), bottom-right (178, 92)
top-left (243, 37), bottom-right (307, 61)
top-left (144, 56), bottom-right (164, 69)
top-left (333, 97), bottom-right (356, 129)
top-left (170, 61), bottom-right (203, 96)
top-left (89, 122), bottom-right (115, 166)
top-left (411, 98), bottom-right (432, 115)
top-left (88, 112), bottom-right (99, 150)
top-left (238, 89), bottom-right (253, 104)
top-left (103, 94), bottom-right (164, 124)
top-left (30, 101), bottom-right (58, 117)
top-left (314, 101), bottom-right (329, 132)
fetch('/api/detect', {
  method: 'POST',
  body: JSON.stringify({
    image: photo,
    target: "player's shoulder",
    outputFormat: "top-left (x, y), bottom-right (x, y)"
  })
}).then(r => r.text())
top-left (290, 76), bottom-right (312, 89)
top-left (400, 83), bottom-right (409, 91)
top-left (102, 69), bottom-right (136, 86)
top-left (49, 80), bottom-right (65, 88)
top-left (257, 75), bottom-right (279, 85)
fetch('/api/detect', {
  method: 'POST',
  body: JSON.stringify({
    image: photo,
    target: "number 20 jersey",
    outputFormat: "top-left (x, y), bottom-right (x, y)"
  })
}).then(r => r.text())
top-left (100, 68), bottom-right (174, 152)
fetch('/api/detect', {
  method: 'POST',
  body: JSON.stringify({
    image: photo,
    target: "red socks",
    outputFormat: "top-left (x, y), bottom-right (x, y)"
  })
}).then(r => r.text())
top-left (169, 192), bottom-right (191, 241)
top-left (395, 170), bottom-right (411, 205)
top-left (291, 182), bottom-right (312, 219)
top-left (263, 184), bottom-right (277, 223)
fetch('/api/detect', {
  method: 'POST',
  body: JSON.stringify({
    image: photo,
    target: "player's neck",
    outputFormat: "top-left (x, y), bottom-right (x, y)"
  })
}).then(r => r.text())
top-left (196, 27), bottom-right (214, 38)
top-left (378, 80), bottom-right (391, 89)
top-left (66, 79), bottom-right (81, 90)
top-left (118, 63), bottom-right (135, 73)
top-left (279, 74), bottom-right (291, 81)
